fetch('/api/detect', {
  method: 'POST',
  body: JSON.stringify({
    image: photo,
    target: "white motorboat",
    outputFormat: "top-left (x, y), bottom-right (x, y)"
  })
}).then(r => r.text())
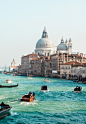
top-left (6, 79), bottom-right (12, 83)
top-left (27, 77), bottom-right (32, 79)
top-left (44, 78), bottom-right (50, 82)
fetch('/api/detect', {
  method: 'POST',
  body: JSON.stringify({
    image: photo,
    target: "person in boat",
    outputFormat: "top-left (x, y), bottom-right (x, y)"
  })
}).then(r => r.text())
top-left (32, 92), bottom-right (35, 96)
top-left (74, 86), bottom-right (82, 91)
top-left (0, 102), bottom-right (9, 109)
top-left (25, 91), bottom-right (32, 98)
top-left (28, 91), bottom-right (32, 96)
top-left (1, 102), bottom-right (5, 106)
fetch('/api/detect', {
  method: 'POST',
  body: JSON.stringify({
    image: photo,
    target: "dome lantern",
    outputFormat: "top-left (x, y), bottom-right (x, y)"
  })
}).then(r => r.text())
top-left (42, 27), bottom-right (48, 38)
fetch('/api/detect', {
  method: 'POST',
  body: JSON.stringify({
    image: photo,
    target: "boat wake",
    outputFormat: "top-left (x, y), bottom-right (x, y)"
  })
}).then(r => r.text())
top-left (0, 95), bottom-right (8, 100)
top-left (20, 100), bottom-right (38, 106)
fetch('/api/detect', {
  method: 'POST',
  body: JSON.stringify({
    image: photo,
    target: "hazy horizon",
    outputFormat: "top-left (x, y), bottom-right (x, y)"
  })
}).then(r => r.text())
top-left (0, 0), bottom-right (86, 67)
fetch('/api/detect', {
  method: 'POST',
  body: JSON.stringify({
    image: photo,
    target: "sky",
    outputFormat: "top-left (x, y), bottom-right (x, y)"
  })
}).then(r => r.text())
top-left (0, 0), bottom-right (86, 67)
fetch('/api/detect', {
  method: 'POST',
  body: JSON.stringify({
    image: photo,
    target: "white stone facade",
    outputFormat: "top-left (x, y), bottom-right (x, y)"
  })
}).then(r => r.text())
top-left (60, 64), bottom-right (71, 79)
top-left (35, 28), bottom-right (55, 56)
top-left (9, 59), bottom-right (18, 72)
top-left (71, 67), bottom-right (86, 77)
top-left (57, 37), bottom-right (72, 54)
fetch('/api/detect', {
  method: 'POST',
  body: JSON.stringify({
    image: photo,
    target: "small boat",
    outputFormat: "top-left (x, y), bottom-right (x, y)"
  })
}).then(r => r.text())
top-left (44, 78), bottom-right (50, 82)
top-left (41, 85), bottom-right (49, 92)
top-left (0, 83), bottom-right (18, 88)
top-left (0, 102), bottom-right (12, 119)
top-left (6, 79), bottom-right (12, 83)
top-left (21, 91), bottom-right (35, 102)
top-left (13, 74), bottom-right (17, 76)
top-left (74, 86), bottom-right (82, 93)
top-left (73, 79), bottom-right (78, 82)
top-left (27, 77), bottom-right (32, 79)
top-left (77, 81), bottom-right (83, 83)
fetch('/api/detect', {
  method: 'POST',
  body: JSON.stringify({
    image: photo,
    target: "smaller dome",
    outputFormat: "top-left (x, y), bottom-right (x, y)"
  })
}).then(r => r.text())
top-left (57, 44), bottom-right (67, 51)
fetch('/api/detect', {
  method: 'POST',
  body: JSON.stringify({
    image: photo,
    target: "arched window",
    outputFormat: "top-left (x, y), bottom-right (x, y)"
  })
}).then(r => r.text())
top-left (45, 53), bottom-right (46, 56)
top-left (38, 53), bottom-right (39, 55)
top-left (48, 53), bottom-right (49, 56)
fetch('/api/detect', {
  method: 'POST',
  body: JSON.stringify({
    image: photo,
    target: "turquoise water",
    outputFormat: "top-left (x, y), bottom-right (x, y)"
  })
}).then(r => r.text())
top-left (0, 74), bottom-right (86, 124)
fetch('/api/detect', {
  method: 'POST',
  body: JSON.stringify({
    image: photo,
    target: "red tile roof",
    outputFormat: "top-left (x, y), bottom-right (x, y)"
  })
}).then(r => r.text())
top-left (61, 61), bottom-right (81, 65)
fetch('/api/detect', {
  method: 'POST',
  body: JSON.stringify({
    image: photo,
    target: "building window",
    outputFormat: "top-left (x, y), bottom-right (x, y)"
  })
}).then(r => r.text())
top-left (45, 53), bottom-right (46, 56)
top-left (48, 53), bottom-right (49, 56)
top-left (38, 53), bottom-right (39, 55)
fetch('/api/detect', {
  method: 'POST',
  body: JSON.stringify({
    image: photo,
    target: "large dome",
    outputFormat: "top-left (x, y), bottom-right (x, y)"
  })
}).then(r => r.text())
top-left (36, 38), bottom-right (54, 48)
top-left (35, 27), bottom-right (55, 56)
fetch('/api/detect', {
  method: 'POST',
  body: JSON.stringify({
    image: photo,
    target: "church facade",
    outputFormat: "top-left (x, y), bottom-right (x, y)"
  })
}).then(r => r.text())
top-left (9, 59), bottom-right (18, 72)
top-left (35, 28), bottom-right (72, 56)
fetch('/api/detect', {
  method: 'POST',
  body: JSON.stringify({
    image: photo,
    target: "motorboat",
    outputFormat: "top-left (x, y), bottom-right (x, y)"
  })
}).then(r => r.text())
top-left (27, 77), bottom-right (32, 79)
top-left (74, 86), bottom-right (82, 93)
top-left (44, 78), bottom-right (50, 82)
top-left (73, 79), bottom-right (78, 82)
top-left (21, 91), bottom-right (35, 102)
top-left (77, 81), bottom-right (83, 83)
top-left (41, 85), bottom-right (49, 92)
top-left (13, 74), bottom-right (17, 76)
top-left (0, 83), bottom-right (18, 88)
top-left (6, 79), bottom-right (12, 83)
top-left (0, 102), bottom-right (12, 119)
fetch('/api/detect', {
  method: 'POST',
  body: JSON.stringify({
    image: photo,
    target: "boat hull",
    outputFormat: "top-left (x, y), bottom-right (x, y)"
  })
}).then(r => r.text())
top-left (0, 107), bottom-right (11, 119)
top-left (6, 81), bottom-right (12, 83)
top-left (41, 89), bottom-right (49, 92)
top-left (74, 91), bottom-right (81, 93)
top-left (21, 96), bottom-right (35, 102)
top-left (0, 84), bottom-right (18, 88)
top-left (44, 79), bottom-right (50, 82)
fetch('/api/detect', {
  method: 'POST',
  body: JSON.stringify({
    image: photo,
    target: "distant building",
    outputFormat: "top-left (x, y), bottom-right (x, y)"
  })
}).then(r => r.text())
top-left (60, 61), bottom-right (81, 79)
top-left (19, 27), bottom-right (86, 78)
top-left (51, 52), bottom-right (86, 78)
top-left (57, 37), bottom-right (72, 54)
top-left (35, 27), bottom-right (55, 56)
top-left (9, 59), bottom-right (18, 72)
top-left (20, 54), bottom-right (38, 75)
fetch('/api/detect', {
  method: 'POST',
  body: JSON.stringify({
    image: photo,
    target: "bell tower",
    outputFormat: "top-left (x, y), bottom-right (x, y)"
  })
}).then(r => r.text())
top-left (68, 38), bottom-right (72, 54)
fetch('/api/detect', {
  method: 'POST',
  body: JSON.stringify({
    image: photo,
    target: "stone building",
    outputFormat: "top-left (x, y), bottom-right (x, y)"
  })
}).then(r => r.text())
top-left (20, 54), bottom-right (38, 75)
top-left (9, 59), bottom-right (18, 72)
top-left (60, 61), bottom-right (81, 79)
top-left (51, 52), bottom-right (86, 78)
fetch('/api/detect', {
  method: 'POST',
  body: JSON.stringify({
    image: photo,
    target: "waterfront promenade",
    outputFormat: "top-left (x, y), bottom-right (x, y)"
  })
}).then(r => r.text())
top-left (0, 74), bottom-right (86, 123)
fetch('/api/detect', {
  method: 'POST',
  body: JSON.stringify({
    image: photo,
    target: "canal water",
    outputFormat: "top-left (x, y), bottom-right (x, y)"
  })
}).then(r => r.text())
top-left (0, 74), bottom-right (86, 124)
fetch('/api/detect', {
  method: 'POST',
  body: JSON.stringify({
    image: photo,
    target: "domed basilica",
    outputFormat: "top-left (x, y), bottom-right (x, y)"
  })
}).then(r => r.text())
top-left (35, 28), bottom-right (55, 56)
top-left (35, 28), bottom-right (72, 56)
